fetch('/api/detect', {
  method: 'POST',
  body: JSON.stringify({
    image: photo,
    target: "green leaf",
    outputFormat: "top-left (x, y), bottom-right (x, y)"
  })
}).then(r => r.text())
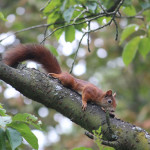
top-left (9, 122), bottom-right (38, 149)
top-left (0, 108), bottom-right (6, 116)
top-left (0, 128), bottom-right (6, 150)
top-left (46, 45), bottom-right (58, 57)
top-left (141, 2), bottom-right (150, 9)
top-left (73, 147), bottom-right (93, 150)
top-left (60, 0), bottom-right (67, 12)
top-left (6, 128), bottom-right (22, 150)
top-left (122, 6), bottom-right (136, 16)
top-left (43, 0), bottom-right (61, 14)
top-left (97, 16), bottom-right (111, 25)
top-left (75, 22), bottom-right (87, 31)
top-left (12, 113), bottom-right (42, 130)
top-left (122, 0), bottom-right (132, 6)
top-left (138, 37), bottom-right (150, 58)
top-left (86, 2), bottom-right (97, 13)
top-left (0, 116), bottom-right (12, 128)
top-left (63, 7), bottom-right (75, 23)
top-left (0, 12), bottom-right (7, 21)
top-left (122, 36), bottom-right (141, 65)
top-left (120, 24), bottom-right (139, 44)
top-left (143, 10), bottom-right (150, 22)
top-left (65, 25), bottom-right (75, 42)
top-left (54, 28), bottom-right (64, 40)
top-left (47, 12), bottom-right (60, 24)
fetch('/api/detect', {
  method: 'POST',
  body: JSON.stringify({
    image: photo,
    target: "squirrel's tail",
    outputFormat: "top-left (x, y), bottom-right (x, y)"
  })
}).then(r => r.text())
top-left (3, 44), bottom-right (62, 74)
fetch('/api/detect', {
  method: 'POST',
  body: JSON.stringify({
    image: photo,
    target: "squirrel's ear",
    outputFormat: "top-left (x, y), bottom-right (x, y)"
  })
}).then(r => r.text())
top-left (105, 90), bottom-right (112, 96)
top-left (113, 92), bottom-right (116, 97)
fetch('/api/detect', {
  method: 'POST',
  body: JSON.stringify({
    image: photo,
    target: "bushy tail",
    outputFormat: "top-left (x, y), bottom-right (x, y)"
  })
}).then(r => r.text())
top-left (3, 44), bottom-right (62, 74)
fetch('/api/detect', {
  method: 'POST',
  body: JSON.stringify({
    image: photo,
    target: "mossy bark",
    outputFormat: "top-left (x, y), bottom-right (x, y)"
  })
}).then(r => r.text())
top-left (0, 62), bottom-right (150, 150)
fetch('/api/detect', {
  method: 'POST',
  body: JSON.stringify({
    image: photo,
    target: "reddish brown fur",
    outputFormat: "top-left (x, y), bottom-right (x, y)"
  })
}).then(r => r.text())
top-left (3, 44), bottom-right (117, 112)
top-left (50, 72), bottom-right (117, 112)
top-left (3, 44), bottom-right (61, 74)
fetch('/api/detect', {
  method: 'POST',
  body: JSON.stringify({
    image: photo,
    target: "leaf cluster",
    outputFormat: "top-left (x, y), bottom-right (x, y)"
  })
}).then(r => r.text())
top-left (0, 104), bottom-right (42, 150)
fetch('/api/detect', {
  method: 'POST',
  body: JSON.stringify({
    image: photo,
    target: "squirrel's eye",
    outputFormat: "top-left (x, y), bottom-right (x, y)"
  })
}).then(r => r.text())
top-left (107, 99), bottom-right (112, 104)
top-left (105, 94), bottom-right (108, 98)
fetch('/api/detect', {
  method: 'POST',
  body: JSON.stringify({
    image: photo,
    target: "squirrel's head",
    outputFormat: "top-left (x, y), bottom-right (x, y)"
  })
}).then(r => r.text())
top-left (100, 90), bottom-right (117, 113)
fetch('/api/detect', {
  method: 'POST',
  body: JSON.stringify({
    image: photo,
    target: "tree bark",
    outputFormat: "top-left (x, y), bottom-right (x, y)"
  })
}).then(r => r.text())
top-left (0, 61), bottom-right (150, 150)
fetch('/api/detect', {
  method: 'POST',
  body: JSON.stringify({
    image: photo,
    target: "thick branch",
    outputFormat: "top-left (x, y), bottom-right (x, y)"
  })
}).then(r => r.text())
top-left (0, 62), bottom-right (150, 150)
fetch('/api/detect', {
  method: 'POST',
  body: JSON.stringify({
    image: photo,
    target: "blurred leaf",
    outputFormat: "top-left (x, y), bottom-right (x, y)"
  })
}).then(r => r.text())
top-left (122, 0), bottom-right (132, 6)
top-left (6, 128), bottom-right (22, 150)
top-left (143, 10), bottom-right (150, 22)
top-left (0, 116), bottom-right (12, 128)
top-left (0, 109), bottom-right (6, 116)
top-left (0, 104), bottom-right (6, 116)
top-left (0, 12), bottom-right (7, 21)
top-left (120, 24), bottom-right (139, 44)
top-left (75, 22), bottom-right (87, 31)
top-left (122, 6), bottom-right (136, 16)
top-left (138, 37), bottom-right (150, 58)
top-left (65, 25), bottom-right (75, 42)
top-left (122, 36), bottom-right (141, 65)
top-left (12, 113), bottom-right (42, 130)
top-left (99, 0), bottom-right (114, 10)
top-left (9, 122), bottom-right (38, 149)
top-left (43, 0), bottom-right (61, 14)
top-left (97, 16), bottom-right (111, 25)
top-left (63, 7), bottom-right (75, 23)
top-left (86, 2), bottom-right (97, 13)
top-left (60, 0), bottom-right (67, 11)
top-left (54, 28), bottom-right (64, 40)
top-left (141, 2), bottom-right (150, 9)
top-left (0, 128), bottom-right (6, 150)
top-left (46, 45), bottom-right (59, 57)
top-left (47, 12), bottom-right (60, 24)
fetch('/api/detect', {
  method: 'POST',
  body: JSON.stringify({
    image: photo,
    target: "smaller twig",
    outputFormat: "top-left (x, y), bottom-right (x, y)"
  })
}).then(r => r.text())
top-left (87, 21), bottom-right (91, 52)
top-left (116, 15), bottom-right (144, 19)
top-left (113, 18), bottom-right (118, 40)
top-left (118, 11), bottom-right (122, 17)
top-left (0, 24), bottom-right (49, 42)
top-left (85, 131), bottom-right (94, 139)
top-left (85, 131), bottom-right (118, 147)
top-left (97, 0), bottom-right (107, 14)
top-left (70, 32), bottom-right (86, 74)
top-left (73, 9), bottom-right (88, 23)
top-left (40, 0), bottom-right (52, 11)
top-left (41, 26), bottom-right (49, 45)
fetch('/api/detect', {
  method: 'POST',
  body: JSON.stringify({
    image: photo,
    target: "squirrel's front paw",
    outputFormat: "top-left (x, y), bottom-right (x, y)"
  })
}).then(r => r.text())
top-left (48, 73), bottom-right (58, 78)
top-left (82, 103), bottom-right (87, 111)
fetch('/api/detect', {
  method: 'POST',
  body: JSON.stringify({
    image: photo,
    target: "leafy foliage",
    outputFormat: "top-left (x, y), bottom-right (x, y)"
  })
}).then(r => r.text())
top-left (42, 0), bottom-right (150, 66)
top-left (122, 36), bottom-right (141, 65)
top-left (73, 127), bottom-right (114, 150)
top-left (93, 127), bottom-right (114, 150)
top-left (0, 104), bottom-right (42, 150)
top-left (120, 2), bottom-right (150, 65)
top-left (6, 128), bottom-right (22, 150)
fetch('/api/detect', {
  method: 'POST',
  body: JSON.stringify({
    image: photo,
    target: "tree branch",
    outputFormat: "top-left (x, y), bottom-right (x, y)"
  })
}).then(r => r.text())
top-left (0, 61), bottom-right (150, 149)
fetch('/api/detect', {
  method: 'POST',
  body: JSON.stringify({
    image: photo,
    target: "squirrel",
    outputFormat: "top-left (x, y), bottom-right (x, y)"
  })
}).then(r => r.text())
top-left (2, 44), bottom-right (117, 112)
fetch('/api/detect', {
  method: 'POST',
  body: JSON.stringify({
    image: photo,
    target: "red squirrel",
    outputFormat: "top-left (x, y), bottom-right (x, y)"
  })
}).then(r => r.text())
top-left (2, 44), bottom-right (117, 112)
